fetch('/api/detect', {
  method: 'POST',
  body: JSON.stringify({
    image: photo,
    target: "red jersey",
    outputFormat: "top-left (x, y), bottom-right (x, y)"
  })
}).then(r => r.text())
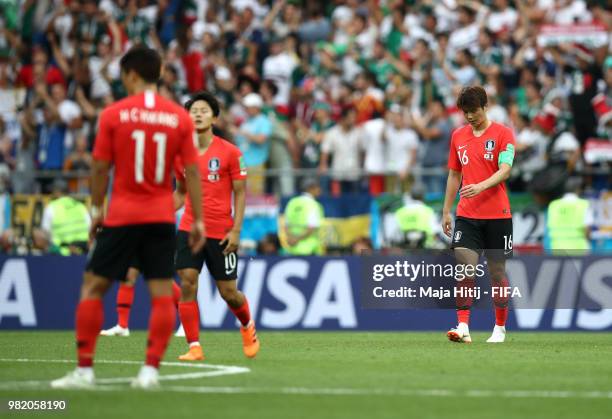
top-left (175, 135), bottom-right (247, 239)
top-left (447, 122), bottom-right (515, 219)
top-left (93, 91), bottom-right (198, 226)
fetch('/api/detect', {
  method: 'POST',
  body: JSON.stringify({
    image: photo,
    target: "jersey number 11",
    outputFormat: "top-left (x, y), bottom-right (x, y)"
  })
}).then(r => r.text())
top-left (131, 129), bottom-right (167, 184)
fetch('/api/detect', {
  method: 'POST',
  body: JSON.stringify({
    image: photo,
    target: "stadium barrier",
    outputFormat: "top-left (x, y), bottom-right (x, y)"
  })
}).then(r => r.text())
top-left (10, 191), bottom-right (611, 253)
top-left (1, 255), bottom-right (611, 331)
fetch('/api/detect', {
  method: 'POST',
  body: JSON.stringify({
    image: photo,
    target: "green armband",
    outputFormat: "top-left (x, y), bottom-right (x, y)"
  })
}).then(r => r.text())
top-left (498, 144), bottom-right (515, 167)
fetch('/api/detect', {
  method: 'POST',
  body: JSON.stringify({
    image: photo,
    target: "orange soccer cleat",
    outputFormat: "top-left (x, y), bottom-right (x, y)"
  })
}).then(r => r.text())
top-left (178, 344), bottom-right (205, 361)
top-left (240, 321), bottom-right (260, 358)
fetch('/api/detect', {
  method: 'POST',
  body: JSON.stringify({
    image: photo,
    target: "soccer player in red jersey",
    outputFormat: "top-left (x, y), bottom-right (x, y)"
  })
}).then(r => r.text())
top-left (173, 91), bottom-right (259, 361)
top-left (51, 46), bottom-right (205, 389)
top-left (442, 86), bottom-right (515, 344)
top-left (99, 262), bottom-right (182, 337)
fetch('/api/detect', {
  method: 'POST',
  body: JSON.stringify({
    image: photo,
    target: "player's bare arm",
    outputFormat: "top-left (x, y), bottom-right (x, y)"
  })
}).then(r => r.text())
top-left (220, 179), bottom-right (246, 255)
top-left (442, 169), bottom-right (462, 237)
top-left (460, 163), bottom-right (511, 198)
top-left (183, 163), bottom-right (206, 253)
top-left (173, 179), bottom-right (187, 211)
top-left (89, 159), bottom-right (111, 240)
top-left (231, 128), bottom-right (267, 144)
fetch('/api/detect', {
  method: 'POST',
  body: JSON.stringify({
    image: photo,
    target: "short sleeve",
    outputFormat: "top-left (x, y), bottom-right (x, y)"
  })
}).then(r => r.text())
top-left (321, 130), bottom-right (334, 153)
top-left (584, 203), bottom-right (594, 227)
top-left (447, 130), bottom-right (461, 171)
top-left (92, 108), bottom-right (113, 162)
top-left (406, 130), bottom-right (419, 150)
top-left (306, 208), bottom-right (322, 228)
top-left (229, 146), bottom-right (247, 180)
top-left (257, 118), bottom-right (273, 138)
top-left (41, 205), bottom-right (53, 234)
top-left (179, 115), bottom-right (198, 167)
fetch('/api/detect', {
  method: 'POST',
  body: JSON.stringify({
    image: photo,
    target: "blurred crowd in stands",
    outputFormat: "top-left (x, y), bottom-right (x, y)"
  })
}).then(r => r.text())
top-left (0, 0), bottom-right (610, 255)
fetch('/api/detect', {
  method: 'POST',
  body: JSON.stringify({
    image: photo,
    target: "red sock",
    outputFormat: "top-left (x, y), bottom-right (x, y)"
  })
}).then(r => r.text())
top-left (145, 296), bottom-right (175, 368)
top-left (493, 277), bottom-right (510, 327)
top-left (455, 277), bottom-right (475, 325)
top-left (457, 309), bottom-right (470, 325)
top-left (116, 284), bottom-right (134, 329)
top-left (172, 281), bottom-right (181, 309)
top-left (495, 307), bottom-right (508, 326)
top-left (76, 299), bottom-right (104, 367)
top-left (178, 301), bottom-right (200, 344)
top-left (229, 297), bottom-right (251, 327)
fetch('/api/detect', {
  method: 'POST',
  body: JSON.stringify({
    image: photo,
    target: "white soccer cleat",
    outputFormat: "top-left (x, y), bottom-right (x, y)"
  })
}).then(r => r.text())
top-left (100, 325), bottom-right (130, 337)
top-left (51, 368), bottom-right (94, 389)
top-left (447, 322), bottom-right (472, 343)
top-left (174, 323), bottom-right (185, 337)
top-left (131, 365), bottom-right (160, 390)
top-left (486, 325), bottom-right (506, 343)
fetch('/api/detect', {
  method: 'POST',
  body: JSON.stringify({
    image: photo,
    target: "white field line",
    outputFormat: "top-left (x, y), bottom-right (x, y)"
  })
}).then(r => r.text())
top-left (0, 359), bottom-right (611, 400)
top-left (0, 358), bottom-right (249, 386)
top-left (30, 385), bottom-right (612, 399)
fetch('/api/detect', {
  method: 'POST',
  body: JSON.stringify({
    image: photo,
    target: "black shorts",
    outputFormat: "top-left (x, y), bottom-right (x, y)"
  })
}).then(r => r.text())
top-left (175, 231), bottom-right (238, 280)
top-left (451, 217), bottom-right (513, 260)
top-left (86, 223), bottom-right (175, 281)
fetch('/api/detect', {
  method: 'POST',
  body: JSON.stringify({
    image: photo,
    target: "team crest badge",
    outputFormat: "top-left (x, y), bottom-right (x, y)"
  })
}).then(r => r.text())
top-left (484, 140), bottom-right (495, 160)
top-left (454, 231), bottom-right (462, 242)
top-left (208, 157), bottom-right (220, 182)
top-left (208, 157), bottom-right (220, 172)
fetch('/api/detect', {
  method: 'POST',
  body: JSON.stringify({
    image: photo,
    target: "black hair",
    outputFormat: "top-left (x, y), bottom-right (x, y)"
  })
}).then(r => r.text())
top-left (184, 91), bottom-right (221, 117)
top-left (119, 46), bottom-right (162, 84)
top-left (456, 85), bottom-right (488, 112)
top-left (262, 79), bottom-right (279, 97)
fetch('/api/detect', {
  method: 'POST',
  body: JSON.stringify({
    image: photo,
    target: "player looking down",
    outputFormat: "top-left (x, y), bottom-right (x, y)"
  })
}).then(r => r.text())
top-left (442, 86), bottom-right (515, 344)
top-left (174, 91), bottom-right (259, 361)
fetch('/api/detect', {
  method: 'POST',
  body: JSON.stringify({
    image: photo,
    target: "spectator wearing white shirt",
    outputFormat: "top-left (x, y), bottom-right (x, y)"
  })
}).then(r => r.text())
top-left (384, 104), bottom-right (419, 194)
top-left (262, 35), bottom-right (297, 107)
top-left (361, 104), bottom-right (419, 196)
top-left (320, 106), bottom-right (363, 195)
top-left (486, 85), bottom-right (510, 126)
top-left (487, 0), bottom-right (518, 34)
top-left (446, 3), bottom-right (487, 60)
top-left (550, 0), bottom-right (592, 24)
top-left (511, 112), bottom-right (548, 189)
top-left (439, 48), bottom-right (478, 89)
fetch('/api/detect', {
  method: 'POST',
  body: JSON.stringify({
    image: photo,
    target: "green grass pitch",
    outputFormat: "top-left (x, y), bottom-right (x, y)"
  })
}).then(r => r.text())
top-left (0, 331), bottom-right (611, 419)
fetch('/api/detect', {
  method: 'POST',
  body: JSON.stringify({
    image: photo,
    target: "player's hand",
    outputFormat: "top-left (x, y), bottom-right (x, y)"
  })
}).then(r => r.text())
top-left (442, 212), bottom-right (453, 238)
top-left (220, 229), bottom-right (240, 255)
top-left (189, 220), bottom-right (206, 254)
top-left (460, 183), bottom-right (485, 198)
top-left (89, 216), bottom-right (103, 243)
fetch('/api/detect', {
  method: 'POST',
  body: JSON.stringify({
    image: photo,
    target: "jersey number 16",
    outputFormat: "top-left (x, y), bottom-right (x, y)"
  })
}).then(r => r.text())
top-left (457, 149), bottom-right (469, 165)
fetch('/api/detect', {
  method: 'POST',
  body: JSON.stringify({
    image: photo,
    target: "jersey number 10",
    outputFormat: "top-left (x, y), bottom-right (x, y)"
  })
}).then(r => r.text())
top-left (131, 129), bottom-right (167, 184)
